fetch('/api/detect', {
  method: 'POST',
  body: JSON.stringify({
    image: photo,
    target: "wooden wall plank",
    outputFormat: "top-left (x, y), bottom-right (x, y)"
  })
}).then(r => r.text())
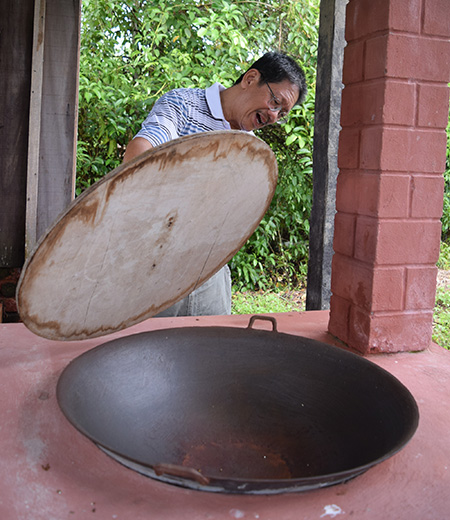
top-left (37, 0), bottom-right (80, 238)
top-left (0, 1), bottom-right (34, 267)
top-left (36, 0), bottom-right (81, 241)
top-left (26, 0), bottom-right (47, 256)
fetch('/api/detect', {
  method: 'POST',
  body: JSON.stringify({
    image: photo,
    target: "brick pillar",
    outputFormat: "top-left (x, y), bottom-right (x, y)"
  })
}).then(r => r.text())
top-left (329, 0), bottom-right (450, 354)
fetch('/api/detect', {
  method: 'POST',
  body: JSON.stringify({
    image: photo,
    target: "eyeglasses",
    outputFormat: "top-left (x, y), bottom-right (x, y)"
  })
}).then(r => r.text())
top-left (265, 81), bottom-right (289, 124)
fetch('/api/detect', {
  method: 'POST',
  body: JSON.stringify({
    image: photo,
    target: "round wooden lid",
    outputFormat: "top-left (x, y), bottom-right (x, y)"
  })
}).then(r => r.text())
top-left (17, 131), bottom-right (278, 340)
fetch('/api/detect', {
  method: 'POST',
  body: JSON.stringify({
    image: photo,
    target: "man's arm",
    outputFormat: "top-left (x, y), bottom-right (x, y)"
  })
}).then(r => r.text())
top-left (123, 137), bottom-right (153, 163)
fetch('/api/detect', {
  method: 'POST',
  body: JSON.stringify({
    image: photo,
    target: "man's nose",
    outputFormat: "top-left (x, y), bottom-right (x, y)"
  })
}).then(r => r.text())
top-left (267, 109), bottom-right (279, 124)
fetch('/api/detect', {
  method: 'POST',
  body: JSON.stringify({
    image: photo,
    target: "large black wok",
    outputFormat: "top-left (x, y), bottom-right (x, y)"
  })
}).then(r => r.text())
top-left (57, 316), bottom-right (419, 494)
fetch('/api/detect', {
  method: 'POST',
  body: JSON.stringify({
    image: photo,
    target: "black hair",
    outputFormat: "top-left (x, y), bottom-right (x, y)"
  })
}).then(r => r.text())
top-left (235, 51), bottom-right (307, 105)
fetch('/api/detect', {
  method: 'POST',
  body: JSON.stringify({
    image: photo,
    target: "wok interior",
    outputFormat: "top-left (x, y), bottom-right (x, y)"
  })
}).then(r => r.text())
top-left (57, 327), bottom-right (418, 482)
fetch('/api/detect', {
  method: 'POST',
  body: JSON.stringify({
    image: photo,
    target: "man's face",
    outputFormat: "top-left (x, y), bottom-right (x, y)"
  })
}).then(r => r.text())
top-left (231, 70), bottom-right (300, 131)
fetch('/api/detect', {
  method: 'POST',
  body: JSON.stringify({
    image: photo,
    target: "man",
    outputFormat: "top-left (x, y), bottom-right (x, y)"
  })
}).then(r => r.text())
top-left (123, 51), bottom-right (307, 317)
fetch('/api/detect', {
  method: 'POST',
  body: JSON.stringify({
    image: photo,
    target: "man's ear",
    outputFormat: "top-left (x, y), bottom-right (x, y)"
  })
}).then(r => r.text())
top-left (241, 68), bottom-right (261, 88)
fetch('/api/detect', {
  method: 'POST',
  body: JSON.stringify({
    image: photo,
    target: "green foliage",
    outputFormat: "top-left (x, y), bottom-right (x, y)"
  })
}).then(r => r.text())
top-left (442, 119), bottom-right (450, 241)
top-left (233, 93), bottom-right (317, 290)
top-left (232, 289), bottom-right (303, 314)
top-left (434, 242), bottom-right (450, 349)
top-left (433, 286), bottom-right (450, 350)
top-left (77, 0), bottom-right (320, 289)
top-left (438, 240), bottom-right (450, 270)
top-left (231, 122), bottom-right (314, 289)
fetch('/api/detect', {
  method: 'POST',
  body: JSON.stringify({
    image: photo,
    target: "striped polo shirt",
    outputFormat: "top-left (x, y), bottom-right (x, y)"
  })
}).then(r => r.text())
top-left (135, 83), bottom-right (232, 146)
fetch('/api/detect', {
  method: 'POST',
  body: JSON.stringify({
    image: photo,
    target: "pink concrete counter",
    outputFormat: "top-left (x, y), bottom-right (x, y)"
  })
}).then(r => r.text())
top-left (1, 311), bottom-right (449, 519)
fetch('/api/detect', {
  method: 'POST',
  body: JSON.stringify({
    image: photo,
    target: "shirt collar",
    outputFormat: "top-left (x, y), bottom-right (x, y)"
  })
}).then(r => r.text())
top-left (205, 82), bottom-right (254, 134)
top-left (205, 83), bottom-right (229, 124)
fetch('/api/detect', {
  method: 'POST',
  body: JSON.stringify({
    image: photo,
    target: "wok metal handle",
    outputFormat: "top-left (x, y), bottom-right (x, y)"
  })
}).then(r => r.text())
top-left (247, 315), bottom-right (278, 332)
top-left (154, 463), bottom-right (210, 486)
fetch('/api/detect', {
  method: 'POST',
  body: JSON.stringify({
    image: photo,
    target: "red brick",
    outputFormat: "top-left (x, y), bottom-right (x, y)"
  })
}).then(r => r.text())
top-left (386, 34), bottom-right (450, 82)
top-left (339, 173), bottom-right (410, 218)
top-left (357, 173), bottom-right (382, 216)
top-left (423, 0), bottom-right (450, 37)
top-left (381, 128), bottom-right (447, 173)
top-left (337, 174), bottom-right (412, 221)
top-left (410, 175), bottom-right (445, 218)
top-left (341, 80), bottom-right (416, 127)
top-left (375, 220), bottom-right (441, 264)
top-left (405, 266), bottom-right (438, 310)
top-left (365, 35), bottom-right (389, 81)
top-left (331, 256), bottom-right (405, 313)
top-left (347, 305), bottom-right (371, 353)
top-left (378, 175), bottom-right (410, 218)
top-left (336, 172), bottom-right (379, 215)
top-left (366, 34), bottom-right (450, 82)
top-left (359, 126), bottom-right (383, 170)
top-left (417, 84), bottom-right (450, 129)
top-left (328, 294), bottom-right (350, 344)
top-left (337, 127), bottom-right (360, 169)
top-left (340, 85), bottom-right (364, 127)
top-left (361, 127), bottom-right (447, 173)
top-left (345, 0), bottom-right (390, 42)
top-left (372, 267), bottom-right (405, 311)
top-left (337, 173), bottom-right (410, 218)
top-left (345, 0), bottom-right (422, 39)
top-left (354, 216), bottom-right (379, 263)
top-left (348, 309), bottom-right (433, 353)
top-left (336, 173), bottom-right (358, 213)
top-left (333, 212), bottom-right (356, 256)
top-left (368, 312), bottom-right (433, 352)
top-left (390, 0), bottom-right (422, 32)
top-left (346, 0), bottom-right (421, 39)
top-left (383, 80), bottom-right (416, 125)
top-left (341, 82), bottom-right (381, 126)
top-left (354, 218), bottom-right (441, 264)
top-left (342, 40), bottom-right (365, 85)
top-left (331, 254), bottom-right (373, 310)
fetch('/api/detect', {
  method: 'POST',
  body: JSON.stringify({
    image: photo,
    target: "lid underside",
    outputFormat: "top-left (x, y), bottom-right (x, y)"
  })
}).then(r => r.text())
top-left (17, 131), bottom-right (278, 341)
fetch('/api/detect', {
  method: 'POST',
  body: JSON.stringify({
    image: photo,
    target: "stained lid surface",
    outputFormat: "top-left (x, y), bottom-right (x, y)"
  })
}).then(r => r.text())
top-left (17, 131), bottom-right (278, 340)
